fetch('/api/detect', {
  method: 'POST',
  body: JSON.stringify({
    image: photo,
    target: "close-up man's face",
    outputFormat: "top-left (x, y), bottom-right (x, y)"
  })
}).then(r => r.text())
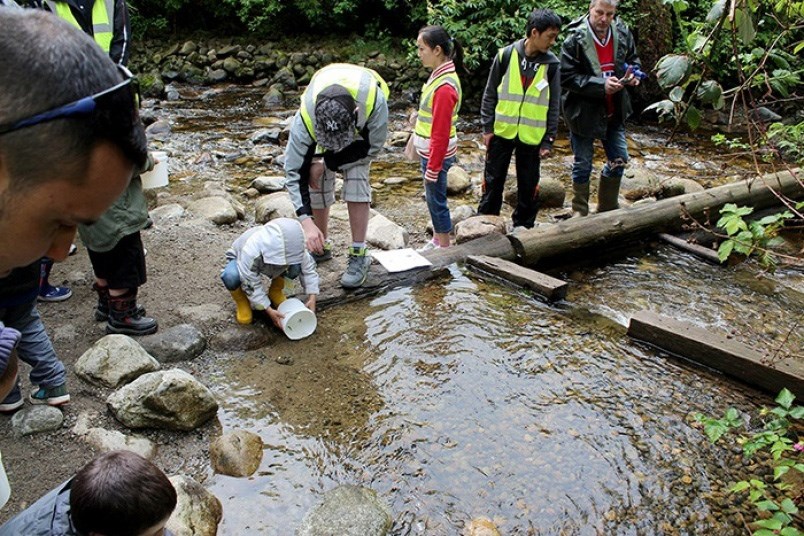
top-left (0, 141), bottom-right (134, 277)
top-left (589, 0), bottom-right (617, 34)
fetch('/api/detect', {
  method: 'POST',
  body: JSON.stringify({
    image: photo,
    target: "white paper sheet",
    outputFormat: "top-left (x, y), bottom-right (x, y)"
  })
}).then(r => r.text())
top-left (370, 248), bottom-right (433, 273)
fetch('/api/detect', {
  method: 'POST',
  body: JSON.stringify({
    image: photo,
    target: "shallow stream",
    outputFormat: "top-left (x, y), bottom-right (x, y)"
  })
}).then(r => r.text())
top-left (148, 83), bottom-right (802, 534)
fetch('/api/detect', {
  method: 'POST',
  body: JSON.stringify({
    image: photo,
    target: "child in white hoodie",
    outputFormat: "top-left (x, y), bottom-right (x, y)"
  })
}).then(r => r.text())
top-left (221, 218), bottom-right (319, 327)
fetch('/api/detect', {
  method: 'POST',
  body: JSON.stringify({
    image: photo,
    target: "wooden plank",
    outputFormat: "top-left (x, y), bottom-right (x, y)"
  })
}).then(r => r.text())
top-left (627, 310), bottom-right (804, 398)
top-left (658, 233), bottom-right (722, 264)
top-left (466, 255), bottom-right (567, 302)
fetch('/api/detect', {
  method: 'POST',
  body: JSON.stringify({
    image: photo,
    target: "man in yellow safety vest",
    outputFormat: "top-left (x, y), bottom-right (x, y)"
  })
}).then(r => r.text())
top-left (478, 9), bottom-right (562, 231)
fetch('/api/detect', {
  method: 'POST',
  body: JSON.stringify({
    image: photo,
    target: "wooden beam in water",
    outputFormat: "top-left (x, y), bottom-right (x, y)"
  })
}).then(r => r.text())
top-left (627, 310), bottom-right (804, 398)
top-left (466, 255), bottom-right (567, 302)
top-left (657, 233), bottom-right (722, 264)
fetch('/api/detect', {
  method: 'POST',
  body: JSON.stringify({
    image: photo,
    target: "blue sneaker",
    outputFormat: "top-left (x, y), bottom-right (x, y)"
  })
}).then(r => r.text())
top-left (38, 284), bottom-right (73, 302)
top-left (0, 386), bottom-right (23, 414)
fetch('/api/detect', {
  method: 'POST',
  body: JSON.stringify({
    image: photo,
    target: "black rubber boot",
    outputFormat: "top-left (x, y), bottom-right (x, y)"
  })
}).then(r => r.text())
top-left (106, 289), bottom-right (158, 336)
top-left (93, 283), bottom-right (145, 321)
top-left (597, 175), bottom-right (622, 213)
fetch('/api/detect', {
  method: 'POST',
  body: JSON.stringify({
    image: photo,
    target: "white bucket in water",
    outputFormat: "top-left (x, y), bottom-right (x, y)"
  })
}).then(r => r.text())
top-left (141, 151), bottom-right (169, 189)
top-left (277, 298), bottom-right (316, 340)
top-left (0, 448), bottom-right (10, 509)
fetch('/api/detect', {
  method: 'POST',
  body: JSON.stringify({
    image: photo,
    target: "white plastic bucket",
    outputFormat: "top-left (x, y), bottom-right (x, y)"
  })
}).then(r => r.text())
top-left (277, 298), bottom-right (316, 340)
top-left (141, 151), bottom-right (169, 189)
top-left (0, 448), bottom-right (10, 509)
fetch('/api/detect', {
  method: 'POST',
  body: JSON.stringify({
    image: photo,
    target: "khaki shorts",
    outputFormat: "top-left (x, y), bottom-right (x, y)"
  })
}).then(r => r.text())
top-left (309, 162), bottom-right (372, 210)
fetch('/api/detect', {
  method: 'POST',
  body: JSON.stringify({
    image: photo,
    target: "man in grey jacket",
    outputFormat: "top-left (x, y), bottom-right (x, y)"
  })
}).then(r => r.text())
top-left (283, 63), bottom-right (389, 289)
top-left (560, 0), bottom-right (642, 216)
top-left (477, 9), bottom-right (562, 230)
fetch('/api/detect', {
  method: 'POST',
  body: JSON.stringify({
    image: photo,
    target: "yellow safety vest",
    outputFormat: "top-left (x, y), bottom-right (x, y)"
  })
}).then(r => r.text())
top-left (300, 64), bottom-right (390, 144)
top-left (414, 69), bottom-right (462, 139)
top-left (44, 0), bottom-right (114, 53)
top-left (493, 47), bottom-right (549, 145)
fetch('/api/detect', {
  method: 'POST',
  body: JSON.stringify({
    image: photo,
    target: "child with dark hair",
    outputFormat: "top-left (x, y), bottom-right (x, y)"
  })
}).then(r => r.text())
top-left (0, 450), bottom-right (177, 536)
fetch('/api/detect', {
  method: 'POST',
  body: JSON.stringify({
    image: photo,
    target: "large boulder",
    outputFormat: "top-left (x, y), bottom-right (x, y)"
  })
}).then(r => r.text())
top-left (107, 369), bottom-right (218, 431)
top-left (187, 196), bottom-right (239, 225)
top-left (297, 485), bottom-right (392, 536)
top-left (447, 166), bottom-right (472, 195)
top-left (75, 334), bottom-right (161, 388)
top-left (210, 430), bottom-right (264, 477)
top-left (166, 475), bottom-right (223, 536)
top-left (11, 406), bottom-right (63, 436)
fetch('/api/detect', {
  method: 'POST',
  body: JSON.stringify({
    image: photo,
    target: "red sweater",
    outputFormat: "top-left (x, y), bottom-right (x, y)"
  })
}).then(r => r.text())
top-left (424, 61), bottom-right (459, 181)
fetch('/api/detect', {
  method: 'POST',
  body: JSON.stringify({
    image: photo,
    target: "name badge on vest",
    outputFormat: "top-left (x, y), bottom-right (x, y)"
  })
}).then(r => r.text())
top-left (536, 78), bottom-right (549, 91)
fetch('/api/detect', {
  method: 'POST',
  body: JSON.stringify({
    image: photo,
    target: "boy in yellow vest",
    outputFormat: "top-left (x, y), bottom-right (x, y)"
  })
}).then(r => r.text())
top-left (478, 9), bottom-right (562, 230)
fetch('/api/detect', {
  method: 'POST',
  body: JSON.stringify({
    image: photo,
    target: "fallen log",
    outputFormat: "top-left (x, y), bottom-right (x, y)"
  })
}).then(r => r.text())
top-left (466, 255), bottom-right (567, 302)
top-left (657, 233), bottom-right (722, 264)
top-left (628, 310), bottom-right (804, 398)
top-left (511, 169), bottom-right (802, 267)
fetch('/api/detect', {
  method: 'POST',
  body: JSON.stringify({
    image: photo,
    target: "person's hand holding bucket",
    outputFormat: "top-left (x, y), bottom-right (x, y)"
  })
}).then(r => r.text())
top-left (276, 298), bottom-right (316, 340)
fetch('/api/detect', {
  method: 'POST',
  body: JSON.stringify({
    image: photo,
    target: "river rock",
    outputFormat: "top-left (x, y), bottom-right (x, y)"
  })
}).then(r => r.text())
top-left (179, 41), bottom-right (197, 55)
top-left (150, 203), bottom-right (185, 224)
top-left (447, 166), bottom-right (472, 195)
top-left (137, 324), bottom-right (207, 364)
top-left (383, 176), bottom-right (409, 186)
top-left (11, 406), bottom-right (63, 436)
top-left (187, 196), bottom-right (239, 225)
top-left (87, 428), bottom-right (156, 459)
top-left (502, 177), bottom-right (564, 209)
top-left (166, 475), bottom-right (223, 536)
top-left (464, 517), bottom-right (501, 536)
top-left (255, 192), bottom-right (296, 223)
top-left (454, 215), bottom-right (508, 244)
top-left (297, 485), bottom-right (392, 536)
top-left (262, 84), bottom-right (285, 108)
top-left (251, 175), bottom-right (286, 193)
top-left (452, 204), bottom-right (476, 226)
top-left (271, 66), bottom-right (297, 91)
top-left (660, 177), bottom-right (705, 198)
top-left (107, 369), bottom-right (219, 431)
top-left (209, 325), bottom-right (275, 352)
top-left (250, 128), bottom-right (281, 144)
top-left (387, 131), bottom-right (410, 147)
top-left (210, 429), bottom-right (264, 477)
top-left (145, 119), bottom-right (172, 139)
top-left (367, 213), bottom-right (408, 250)
top-left (75, 334), bottom-right (161, 388)
top-left (207, 69), bottom-right (228, 83)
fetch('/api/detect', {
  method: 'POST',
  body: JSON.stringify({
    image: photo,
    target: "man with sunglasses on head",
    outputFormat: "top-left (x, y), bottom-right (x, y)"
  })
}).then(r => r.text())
top-left (34, 0), bottom-right (159, 336)
top-left (0, 11), bottom-right (146, 404)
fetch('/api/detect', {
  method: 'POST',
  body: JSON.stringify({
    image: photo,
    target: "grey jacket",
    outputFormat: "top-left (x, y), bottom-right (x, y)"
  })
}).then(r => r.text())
top-left (283, 90), bottom-right (388, 221)
top-left (480, 39), bottom-right (561, 149)
top-left (560, 14), bottom-right (641, 138)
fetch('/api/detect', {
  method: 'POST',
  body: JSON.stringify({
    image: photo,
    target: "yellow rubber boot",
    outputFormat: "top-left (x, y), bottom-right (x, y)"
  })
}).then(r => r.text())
top-left (268, 276), bottom-right (287, 308)
top-left (229, 288), bottom-right (253, 325)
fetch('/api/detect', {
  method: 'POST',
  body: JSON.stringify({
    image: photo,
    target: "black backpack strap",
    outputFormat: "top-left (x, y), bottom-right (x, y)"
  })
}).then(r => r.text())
top-left (500, 43), bottom-right (515, 74)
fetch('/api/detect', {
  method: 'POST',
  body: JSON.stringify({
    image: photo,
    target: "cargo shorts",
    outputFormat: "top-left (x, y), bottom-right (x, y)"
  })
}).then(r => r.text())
top-left (309, 161), bottom-right (372, 210)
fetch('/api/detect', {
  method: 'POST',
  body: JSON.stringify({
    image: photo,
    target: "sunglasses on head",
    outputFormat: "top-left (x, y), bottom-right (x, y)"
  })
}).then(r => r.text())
top-left (0, 64), bottom-right (140, 136)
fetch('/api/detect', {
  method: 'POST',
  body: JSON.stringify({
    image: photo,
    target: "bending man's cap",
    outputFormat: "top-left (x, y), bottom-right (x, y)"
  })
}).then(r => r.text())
top-left (314, 85), bottom-right (356, 153)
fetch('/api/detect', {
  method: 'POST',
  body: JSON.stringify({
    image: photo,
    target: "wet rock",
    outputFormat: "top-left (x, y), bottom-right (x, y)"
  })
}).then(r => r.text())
top-left (107, 369), bottom-right (219, 431)
top-left (243, 187), bottom-right (260, 199)
top-left (164, 84), bottom-right (181, 101)
top-left (83, 425), bottom-right (156, 459)
top-left (538, 177), bottom-right (566, 208)
top-left (454, 215), bottom-right (508, 244)
top-left (367, 213), bottom-right (409, 250)
top-left (383, 176), bottom-right (409, 186)
top-left (271, 66), bottom-right (297, 91)
top-left (661, 177), bottom-right (705, 198)
top-left (150, 203), bottom-right (185, 224)
top-left (251, 175), bottom-right (286, 193)
top-left (447, 166), bottom-right (472, 195)
top-left (187, 196), bottom-right (238, 225)
top-left (179, 41), bottom-right (197, 55)
top-left (75, 334), bottom-right (161, 388)
top-left (166, 475), bottom-right (223, 536)
top-left (145, 119), bottom-right (172, 140)
top-left (11, 406), bottom-right (63, 436)
top-left (297, 485), bottom-right (392, 536)
top-left (452, 204), bottom-right (476, 226)
top-left (210, 429), bottom-right (264, 477)
top-left (250, 128), bottom-right (282, 144)
top-left (464, 517), bottom-right (501, 536)
top-left (138, 324), bottom-right (207, 364)
top-left (255, 192), bottom-right (296, 223)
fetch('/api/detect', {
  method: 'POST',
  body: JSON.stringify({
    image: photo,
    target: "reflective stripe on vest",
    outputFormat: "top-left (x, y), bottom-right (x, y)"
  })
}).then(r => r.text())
top-left (493, 47), bottom-right (549, 145)
top-left (414, 71), bottom-right (462, 139)
top-left (299, 64), bottom-right (390, 144)
top-left (45, 0), bottom-right (114, 53)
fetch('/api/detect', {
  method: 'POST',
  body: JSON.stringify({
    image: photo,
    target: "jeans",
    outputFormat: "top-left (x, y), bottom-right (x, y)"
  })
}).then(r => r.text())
top-left (420, 156), bottom-right (455, 234)
top-left (478, 136), bottom-right (541, 228)
top-left (220, 260), bottom-right (300, 290)
top-left (570, 122), bottom-right (629, 185)
top-left (0, 300), bottom-right (66, 401)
